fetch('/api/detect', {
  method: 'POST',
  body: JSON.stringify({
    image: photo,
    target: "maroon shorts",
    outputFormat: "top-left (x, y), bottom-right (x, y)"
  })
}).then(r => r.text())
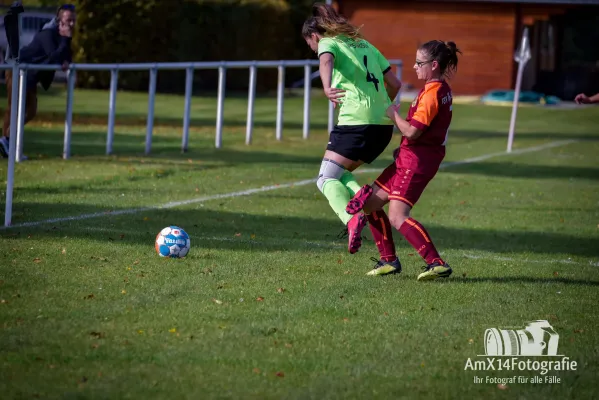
top-left (374, 147), bottom-right (443, 207)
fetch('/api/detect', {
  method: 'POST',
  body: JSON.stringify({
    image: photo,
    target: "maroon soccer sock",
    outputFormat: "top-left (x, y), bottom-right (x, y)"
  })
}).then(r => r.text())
top-left (399, 217), bottom-right (443, 265)
top-left (366, 210), bottom-right (397, 262)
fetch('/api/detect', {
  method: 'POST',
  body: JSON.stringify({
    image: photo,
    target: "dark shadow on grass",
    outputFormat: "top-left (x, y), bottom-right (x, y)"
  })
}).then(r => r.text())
top-left (452, 276), bottom-right (599, 286)
top-left (1, 205), bottom-right (598, 258)
top-left (16, 129), bottom-right (328, 165)
top-left (427, 225), bottom-right (599, 257)
top-left (0, 204), bottom-right (347, 254)
top-left (447, 161), bottom-right (599, 181)
top-left (2, 111), bottom-right (331, 131)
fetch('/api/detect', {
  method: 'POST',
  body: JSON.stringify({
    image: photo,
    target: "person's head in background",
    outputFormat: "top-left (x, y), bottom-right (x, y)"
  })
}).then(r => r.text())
top-left (56, 4), bottom-right (76, 36)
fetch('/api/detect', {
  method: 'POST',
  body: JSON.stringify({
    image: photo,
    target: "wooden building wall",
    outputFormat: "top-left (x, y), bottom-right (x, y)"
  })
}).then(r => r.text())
top-left (339, 0), bottom-right (519, 94)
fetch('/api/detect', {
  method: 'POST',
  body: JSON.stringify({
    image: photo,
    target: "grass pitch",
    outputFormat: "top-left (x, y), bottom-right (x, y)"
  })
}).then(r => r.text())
top-left (1, 88), bottom-right (598, 399)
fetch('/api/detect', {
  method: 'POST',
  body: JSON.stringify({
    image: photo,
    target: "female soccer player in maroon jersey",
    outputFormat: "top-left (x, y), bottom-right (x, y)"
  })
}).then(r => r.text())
top-left (346, 40), bottom-right (462, 280)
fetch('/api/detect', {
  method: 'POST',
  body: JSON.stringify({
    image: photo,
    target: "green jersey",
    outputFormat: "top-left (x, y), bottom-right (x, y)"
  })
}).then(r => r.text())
top-left (318, 36), bottom-right (393, 126)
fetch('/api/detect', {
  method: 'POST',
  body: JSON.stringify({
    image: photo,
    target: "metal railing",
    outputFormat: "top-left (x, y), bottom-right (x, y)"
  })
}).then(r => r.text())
top-left (2, 59), bottom-right (403, 226)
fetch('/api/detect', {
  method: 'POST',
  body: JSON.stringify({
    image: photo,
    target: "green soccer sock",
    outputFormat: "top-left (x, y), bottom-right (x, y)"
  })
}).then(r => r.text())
top-left (340, 170), bottom-right (361, 197)
top-left (321, 179), bottom-right (353, 225)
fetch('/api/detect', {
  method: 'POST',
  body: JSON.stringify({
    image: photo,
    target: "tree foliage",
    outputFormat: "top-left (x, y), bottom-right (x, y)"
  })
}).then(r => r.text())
top-left (70, 0), bottom-right (314, 92)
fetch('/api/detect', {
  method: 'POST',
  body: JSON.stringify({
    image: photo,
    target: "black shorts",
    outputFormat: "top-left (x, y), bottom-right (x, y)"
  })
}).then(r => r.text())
top-left (326, 124), bottom-right (394, 164)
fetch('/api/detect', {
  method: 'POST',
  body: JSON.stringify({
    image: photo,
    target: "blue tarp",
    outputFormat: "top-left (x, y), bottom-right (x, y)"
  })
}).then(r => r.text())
top-left (481, 90), bottom-right (561, 105)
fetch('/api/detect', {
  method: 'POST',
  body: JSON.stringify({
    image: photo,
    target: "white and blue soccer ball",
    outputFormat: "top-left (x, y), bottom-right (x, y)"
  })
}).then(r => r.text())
top-left (155, 226), bottom-right (190, 258)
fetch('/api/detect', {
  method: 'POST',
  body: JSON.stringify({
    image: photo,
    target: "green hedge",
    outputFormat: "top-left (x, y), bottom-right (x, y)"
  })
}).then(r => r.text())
top-left (71, 0), bottom-right (316, 92)
top-left (72, 0), bottom-right (177, 91)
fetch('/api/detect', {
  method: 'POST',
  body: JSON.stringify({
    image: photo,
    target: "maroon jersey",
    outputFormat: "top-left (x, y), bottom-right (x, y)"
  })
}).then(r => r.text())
top-left (404, 80), bottom-right (453, 147)
top-left (375, 81), bottom-right (453, 207)
top-left (398, 80), bottom-right (453, 174)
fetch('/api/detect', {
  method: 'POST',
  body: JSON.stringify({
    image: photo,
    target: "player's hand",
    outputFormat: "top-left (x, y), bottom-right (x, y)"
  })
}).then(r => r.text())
top-left (324, 87), bottom-right (345, 108)
top-left (386, 103), bottom-right (400, 118)
top-left (574, 93), bottom-right (590, 104)
top-left (61, 61), bottom-right (69, 72)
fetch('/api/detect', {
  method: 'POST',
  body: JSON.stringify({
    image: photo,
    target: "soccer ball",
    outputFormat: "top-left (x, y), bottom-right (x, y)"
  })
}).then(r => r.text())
top-left (155, 226), bottom-right (191, 258)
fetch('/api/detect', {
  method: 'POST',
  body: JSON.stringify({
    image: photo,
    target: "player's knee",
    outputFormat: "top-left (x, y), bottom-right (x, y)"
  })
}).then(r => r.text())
top-left (316, 175), bottom-right (328, 193)
top-left (317, 158), bottom-right (346, 193)
top-left (389, 213), bottom-right (409, 230)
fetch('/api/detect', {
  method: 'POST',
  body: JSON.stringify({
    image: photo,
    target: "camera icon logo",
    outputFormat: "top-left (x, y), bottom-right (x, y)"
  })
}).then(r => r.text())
top-left (484, 320), bottom-right (560, 356)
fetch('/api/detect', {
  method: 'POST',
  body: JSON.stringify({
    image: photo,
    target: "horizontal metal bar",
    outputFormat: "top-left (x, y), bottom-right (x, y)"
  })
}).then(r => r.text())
top-left (1, 59), bottom-right (403, 72)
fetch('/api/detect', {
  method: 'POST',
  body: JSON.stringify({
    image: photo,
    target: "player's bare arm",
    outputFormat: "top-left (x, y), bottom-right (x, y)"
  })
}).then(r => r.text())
top-left (319, 52), bottom-right (345, 106)
top-left (386, 105), bottom-right (423, 140)
top-left (574, 92), bottom-right (599, 104)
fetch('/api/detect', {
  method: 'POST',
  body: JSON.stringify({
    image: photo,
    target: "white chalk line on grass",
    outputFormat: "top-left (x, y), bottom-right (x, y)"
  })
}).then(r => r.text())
top-left (72, 226), bottom-right (598, 267)
top-left (1, 139), bottom-right (579, 230)
top-left (461, 254), bottom-right (598, 268)
top-left (439, 139), bottom-right (579, 168)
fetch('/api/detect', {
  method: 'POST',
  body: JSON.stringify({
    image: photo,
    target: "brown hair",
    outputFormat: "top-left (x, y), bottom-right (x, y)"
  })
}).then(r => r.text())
top-left (56, 3), bottom-right (75, 17)
top-left (420, 40), bottom-right (462, 78)
top-left (301, 2), bottom-right (363, 40)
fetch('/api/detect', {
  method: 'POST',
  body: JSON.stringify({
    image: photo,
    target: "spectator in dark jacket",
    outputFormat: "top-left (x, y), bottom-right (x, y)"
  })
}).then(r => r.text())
top-left (0, 4), bottom-right (76, 158)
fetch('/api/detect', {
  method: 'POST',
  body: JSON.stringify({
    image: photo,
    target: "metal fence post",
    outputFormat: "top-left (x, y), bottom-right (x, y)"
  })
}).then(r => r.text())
top-left (394, 61), bottom-right (402, 105)
top-left (276, 64), bottom-right (285, 141)
top-left (508, 28), bottom-right (531, 153)
top-left (4, 64), bottom-right (20, 227)
top-left (392, 62), bottom-right (403, 133)
top-left (327, 101), bottom-right (334, 134)
top-left (181, 67), bottom-right (193, 152)
top-left (106, 68), bottom-right (118, 155)
top-left (215, 65), bottom-right (226, 149)
top-left (245, 64), bottom-right (257, 145)
top-left (303, 63), bottom-right (311, 139)
top-left (15, 69), bottom-right (27, 162)
top-left (63, 68), bottom-right (76, 159)
top-left (145, 68), bottom-right (157, 155)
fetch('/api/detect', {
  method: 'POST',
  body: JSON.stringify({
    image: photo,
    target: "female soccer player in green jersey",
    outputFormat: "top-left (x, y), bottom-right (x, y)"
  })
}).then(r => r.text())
top-left (302, 2), bottom-right (402, 255)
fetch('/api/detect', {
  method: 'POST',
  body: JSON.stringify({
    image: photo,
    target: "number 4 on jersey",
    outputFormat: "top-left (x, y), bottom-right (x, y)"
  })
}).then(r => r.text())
top-left (363, 55), bottom-right (380, 92)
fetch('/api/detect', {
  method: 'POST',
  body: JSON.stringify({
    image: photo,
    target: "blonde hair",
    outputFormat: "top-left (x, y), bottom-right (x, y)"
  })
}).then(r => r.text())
top-left (302, 2), bottom-right (363, 40)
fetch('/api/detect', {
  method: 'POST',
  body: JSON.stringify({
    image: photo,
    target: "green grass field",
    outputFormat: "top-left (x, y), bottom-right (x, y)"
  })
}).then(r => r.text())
top-left (1, 87), bottom-right (598, 399)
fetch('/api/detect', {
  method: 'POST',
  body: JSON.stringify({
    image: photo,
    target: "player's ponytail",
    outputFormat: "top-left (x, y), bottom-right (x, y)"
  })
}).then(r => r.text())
top-left (419, 40), bottom-right (462, 78)
top-left (302, 2), bottom-right (363, 40)
top-left (444, 41), bottom-right (460, 77)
